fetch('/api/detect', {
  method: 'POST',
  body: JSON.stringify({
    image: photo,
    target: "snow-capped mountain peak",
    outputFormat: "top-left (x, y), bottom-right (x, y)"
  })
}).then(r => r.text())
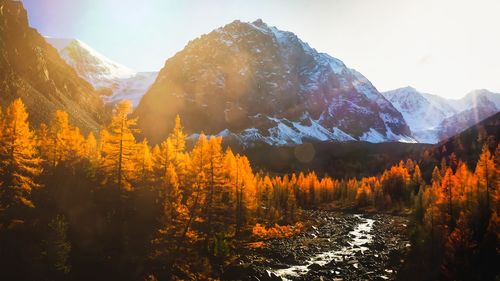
top-left (459, 89), bottom-right (500, 111)
top-left (136, 19), bottom-right (414, 145)
top-left (383, 87), bottom-right (447, 143)
top-left (45, 37), bottom-right (136, 87)
top-left (383, 87), bottom-right (500, 143)
top-left (45, 37), bottom-right (158, 107)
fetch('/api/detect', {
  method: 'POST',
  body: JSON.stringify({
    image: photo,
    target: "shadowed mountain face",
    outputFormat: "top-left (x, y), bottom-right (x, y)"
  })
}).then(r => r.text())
top-left (135, 19), bottom-right (413, 145)
top-left (437, 102), bottom-right (498, 141)
top-left (430, 111), bottom-right (500, 169)
top-left (0, 0), bottom-right (106, 132)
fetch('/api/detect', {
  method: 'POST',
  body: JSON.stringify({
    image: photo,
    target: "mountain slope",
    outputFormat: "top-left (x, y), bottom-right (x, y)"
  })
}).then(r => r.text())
top-left (456, 89), bottom-right (500, 112)
top-left (103, 71), bottom-right (157, 106)
top-left (383, 87), bottom-right (448, 143)
top-left (45, 37), bottom-right (136, 88)
top-left (383, 87), bottom-right (500, 143)
top-left (45, 37), bottom-right (158, 107)
top-left (437, 104), bottom-right (498, 141)
top-left (0, 0), bottom-right (106, 132)
top-left (423, 112), bottom-right (500, 171)
top-left (135, 19), bottom-right (413, 145)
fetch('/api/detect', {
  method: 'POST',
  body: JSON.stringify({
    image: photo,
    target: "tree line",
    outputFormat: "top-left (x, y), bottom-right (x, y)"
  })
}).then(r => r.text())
top-left (0, 98), bottom-right (497, 280)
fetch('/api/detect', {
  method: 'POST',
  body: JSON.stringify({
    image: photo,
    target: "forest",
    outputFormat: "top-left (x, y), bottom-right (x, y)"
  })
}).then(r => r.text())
top-left (0, 98), bottom-right (498, 280)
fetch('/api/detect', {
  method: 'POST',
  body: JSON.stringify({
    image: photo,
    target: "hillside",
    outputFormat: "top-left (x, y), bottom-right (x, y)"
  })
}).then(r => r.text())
top-left (0, 0), bottom-right (106, 132)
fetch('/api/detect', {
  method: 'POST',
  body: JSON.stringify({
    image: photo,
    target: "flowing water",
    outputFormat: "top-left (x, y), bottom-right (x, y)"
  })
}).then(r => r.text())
top-left (271, 214), bottom-right (375, 280)
top-left (226, 211), bottom-right (410, 281)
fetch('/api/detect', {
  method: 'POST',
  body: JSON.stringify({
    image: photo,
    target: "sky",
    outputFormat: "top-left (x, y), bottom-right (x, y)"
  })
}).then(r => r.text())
top-left (21, 0), bottom-right (500, 99)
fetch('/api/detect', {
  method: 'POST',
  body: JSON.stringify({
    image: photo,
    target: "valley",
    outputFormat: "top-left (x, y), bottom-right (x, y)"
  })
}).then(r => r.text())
top-left (0, 1), bottom-right (499, 280)
top-left (226, 211), bottom-right (410, 281)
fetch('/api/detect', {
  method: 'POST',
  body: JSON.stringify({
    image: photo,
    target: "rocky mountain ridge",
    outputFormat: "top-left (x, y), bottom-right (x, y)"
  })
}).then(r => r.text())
top-left (135, 19), bottom-right (414, 145)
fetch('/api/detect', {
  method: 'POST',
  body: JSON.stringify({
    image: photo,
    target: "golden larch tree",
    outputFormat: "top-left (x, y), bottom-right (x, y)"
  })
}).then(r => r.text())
top-left (0, 99), bottom-right (42, 225)
top-left (135, 139), bottom-right (153, 184)
top-left (475, 145), bottom-right (495, 212)
top-left (100, 100), bottom-right (138, 190)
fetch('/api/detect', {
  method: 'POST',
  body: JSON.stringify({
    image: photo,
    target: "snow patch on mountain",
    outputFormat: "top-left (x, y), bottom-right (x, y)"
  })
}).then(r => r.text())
top-left (360, 129), bottom-right (385, 143)
top-left (384, 87), bottom-right (500, 143)
top-left (45, 37), bottom-right (157, 107)
top-left (103, 72), bottom-right (158, 107)
top-left (244, 115), bottom-right (357, 145)
top-left (189, 115), bottom-right (358, 146)
top-left (45, 37), bottom-right (135, 86)
top-left (136, 19), bottom-right (414, 145)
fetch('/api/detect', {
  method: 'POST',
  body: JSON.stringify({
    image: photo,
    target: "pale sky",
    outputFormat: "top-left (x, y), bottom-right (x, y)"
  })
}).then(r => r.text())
top-left (22, 0), bottom-right (500, 99)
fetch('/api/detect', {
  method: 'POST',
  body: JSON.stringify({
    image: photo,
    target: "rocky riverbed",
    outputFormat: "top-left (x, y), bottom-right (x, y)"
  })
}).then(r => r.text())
top-left (223, 211), bottom-right (411, 281)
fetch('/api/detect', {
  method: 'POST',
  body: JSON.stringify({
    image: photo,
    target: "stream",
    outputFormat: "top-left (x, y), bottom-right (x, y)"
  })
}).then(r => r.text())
top-left (272, 215), bottom-right (375, 279)
top-left (223, 211), bottom-right (411, 281)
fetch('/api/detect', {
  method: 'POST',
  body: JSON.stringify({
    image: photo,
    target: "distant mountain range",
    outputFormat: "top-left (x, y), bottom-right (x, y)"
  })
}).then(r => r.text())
top-left (44, 37), bottom-right (157, 107)
top-left (44, 34), bottom-right (498, 146)
top-left (4, 0), bottom-right (498, 146)
top-left (383, 87), bottom-right (499, 143)
top-left (0, 0), bottom-right (106, 132)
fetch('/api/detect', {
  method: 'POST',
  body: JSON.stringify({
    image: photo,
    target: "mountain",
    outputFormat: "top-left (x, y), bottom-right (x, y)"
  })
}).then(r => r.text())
top-left (383, 87), bottom-right (500, 143)
top-left (423, 112), bottom-right (500, 171)
top-left (45, 37), bottom-right (158, 107)
top-left (103, 71), bottom-right (157, 106)
top-left (45, 37), bottom-right (136, 88)
top-left (0, 0), bottom-right (106, 132)
top-left (383, 87), bottom-right (448, 143)
top-left (135, 19), bottom-right (413, 145)
top-left (437, 104), bottom-right (498, 141)
top-left (456, 89), bottom-right (500, 112)
top-left (419, 92), bottom-right (458, 117)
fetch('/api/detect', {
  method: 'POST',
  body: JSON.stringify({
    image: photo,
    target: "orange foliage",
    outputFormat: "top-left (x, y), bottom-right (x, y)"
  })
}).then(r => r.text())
top-left (252, 222), bottom-right (304, 239)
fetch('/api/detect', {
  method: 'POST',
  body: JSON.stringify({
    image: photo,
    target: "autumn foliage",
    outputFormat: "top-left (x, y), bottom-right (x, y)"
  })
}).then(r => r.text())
top-left (0, 98), bottom-right (497, 280)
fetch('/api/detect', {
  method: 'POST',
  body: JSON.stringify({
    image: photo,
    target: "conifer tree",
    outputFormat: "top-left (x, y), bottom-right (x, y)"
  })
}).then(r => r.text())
top-left (169, 115), bottom-right (186, 167)
top-left (168, 116), bottom-right (188, 196)
top-left (37, 123), bottom-right (51, 163)
top-left (179, 134), bottom-right (208, 243)
top-left (153, 139), bottom-right (174, 179)
top-left (84, 132), bottom-right (99, 165)
top-left (45, 215), bottom-right (71, 274)
top-left (440, 168), bottom-right (457, 228)
top-left (41, 111), bottom-right (84, 168)
top-left (205, 136), bottom-right (225, 234)
top-left (475, 145), bottom-right (495, 212)
top-left (286, 185), bottom-right (297, 223)
top-left (50, 111), bottom-right (71, 167)
top-left (100, 100), bottom-right (138, 190)
top-left (162, 164), bottom-right (185, 233)
top-left (260, 176), bottom-right (273, 219)
top-left (0, 99), bottom-right (42, 225)
top-left (136, 140), bottom-right (153, 184)
top-left (432, 166), bottom-right (442, 186)
top-left (412, 164), bottom-right (424, 194)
